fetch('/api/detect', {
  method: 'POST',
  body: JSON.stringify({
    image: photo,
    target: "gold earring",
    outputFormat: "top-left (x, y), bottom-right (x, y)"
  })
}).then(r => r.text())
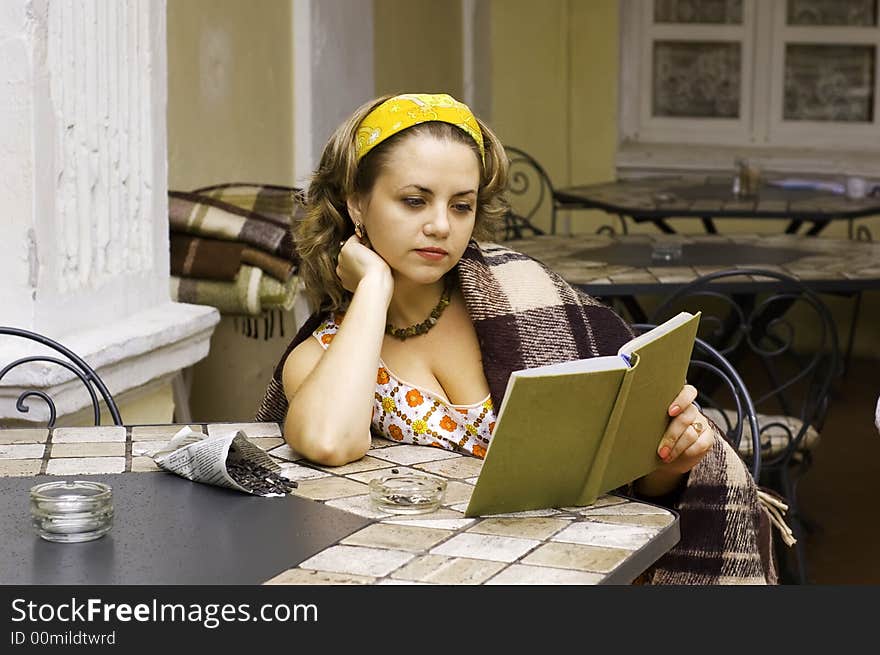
top-left (354, 222), bottom-right (365, 239)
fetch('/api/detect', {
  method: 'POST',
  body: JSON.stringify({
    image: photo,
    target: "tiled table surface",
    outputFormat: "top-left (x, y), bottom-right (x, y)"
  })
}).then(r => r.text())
top-left (0, 422), bottom-right (679, 585)
top-left (509, 233), bottom-right (880, 292)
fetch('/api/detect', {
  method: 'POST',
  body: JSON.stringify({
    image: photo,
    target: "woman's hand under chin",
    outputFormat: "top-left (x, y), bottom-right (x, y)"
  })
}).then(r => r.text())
top-left (336, 234), bottom-right (394, 296)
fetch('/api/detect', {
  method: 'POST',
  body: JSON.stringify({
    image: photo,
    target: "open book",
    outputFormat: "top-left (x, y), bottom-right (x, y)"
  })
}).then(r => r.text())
top-left (465, 311), bottom-right (700, 517)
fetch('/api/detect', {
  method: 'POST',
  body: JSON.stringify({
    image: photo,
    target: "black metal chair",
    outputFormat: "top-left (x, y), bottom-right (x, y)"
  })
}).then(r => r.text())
top-left (499, 210), bottom-right (546, 241)
top-left (504, 146), bottom-right (561, 234)
top-left (631, 324), bottom-right (761, 481)
top-left (504, 146), bottom-right (626, 236)
top-left (648, 268), bottom-right (841, 584)
top-left (0, 327), bottom-right (122, 427)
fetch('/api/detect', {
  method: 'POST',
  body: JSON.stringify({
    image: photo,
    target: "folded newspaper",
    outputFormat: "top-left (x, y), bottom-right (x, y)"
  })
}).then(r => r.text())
top-left (140, 427), bottom-right (297, 497)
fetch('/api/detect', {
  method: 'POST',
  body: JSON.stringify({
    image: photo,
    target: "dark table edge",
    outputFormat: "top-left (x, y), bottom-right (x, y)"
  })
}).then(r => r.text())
top-left (554, 191), bottom-right (880, 221)
top-left (580, 278), bottom-right (880, 298)
top-left (599, 494), bottom-right (680, 586)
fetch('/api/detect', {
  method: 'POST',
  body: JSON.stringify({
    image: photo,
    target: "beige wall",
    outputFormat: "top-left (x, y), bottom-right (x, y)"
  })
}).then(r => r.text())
top-left (112, 383), bottom-right (176, 426)
top-left (166, 0), bottom-right (295, 190)
top-left (43, 381), bottom-right (175, 428)
top-left (491, 0), bottom-right (622, 235)
top-left (491, 0), bottom-right (569, 192)
top-left (374, 0), bottom-right (463, 98)
top-left (188, 309), bottom-right (309, 423)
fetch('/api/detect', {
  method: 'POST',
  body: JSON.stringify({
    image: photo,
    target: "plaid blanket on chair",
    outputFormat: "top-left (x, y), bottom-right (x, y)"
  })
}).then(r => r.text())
top-left (167, 183), bottom-right (306, 337)
top-left (191, 182), bottom-right (306, 228)
top-left (170, 234), bottom-right (296, 283)
top-left (170, 265), bottom-right (300, 316)
top-left (170, 234), bottom-right (244, 281)
top-left (169, 190), bottom-right (295, 260)
top-left (256, 240), bottom-right (776, 584)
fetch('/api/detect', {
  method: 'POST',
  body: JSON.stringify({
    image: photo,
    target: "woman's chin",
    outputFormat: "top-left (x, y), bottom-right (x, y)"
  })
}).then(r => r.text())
top-left (392, 266), bottom-right (450, 287)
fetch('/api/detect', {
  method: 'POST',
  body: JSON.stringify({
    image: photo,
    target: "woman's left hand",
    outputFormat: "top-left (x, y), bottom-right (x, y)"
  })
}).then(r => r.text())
top-left (655, 384), bottom-right (715, 476)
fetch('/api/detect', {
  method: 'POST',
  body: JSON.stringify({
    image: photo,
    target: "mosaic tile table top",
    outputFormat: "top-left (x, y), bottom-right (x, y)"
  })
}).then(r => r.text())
top-left (555, 175), bottom-right (880, 222)
top-left (0, 422), bottom-right (680, 585)
top-left (508, 233), bottom-right (880, 297)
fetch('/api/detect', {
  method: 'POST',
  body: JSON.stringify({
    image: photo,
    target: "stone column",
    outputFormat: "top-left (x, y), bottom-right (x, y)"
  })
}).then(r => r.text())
top-left (0, 0), bottom-right (218, 425)
top-left (294, 0), bottom-right (374, 183)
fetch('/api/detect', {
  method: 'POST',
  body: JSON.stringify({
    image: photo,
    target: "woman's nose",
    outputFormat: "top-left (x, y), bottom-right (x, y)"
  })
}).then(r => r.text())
top-left (424, 206), bottom-right (451, 237)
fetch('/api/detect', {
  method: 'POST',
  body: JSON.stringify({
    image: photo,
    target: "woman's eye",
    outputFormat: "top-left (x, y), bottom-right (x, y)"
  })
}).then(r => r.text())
top-left (453, 203), bottom-right (474, 213)
top-left (403, 197), bottom-right (425, 208)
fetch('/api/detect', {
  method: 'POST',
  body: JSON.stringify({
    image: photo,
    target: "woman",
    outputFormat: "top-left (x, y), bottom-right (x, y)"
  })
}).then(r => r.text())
top-left (257, 92), bottom-right (777, 584)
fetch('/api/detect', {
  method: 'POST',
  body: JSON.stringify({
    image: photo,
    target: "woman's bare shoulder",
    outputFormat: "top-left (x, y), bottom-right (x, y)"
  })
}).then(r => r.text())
top-left (281, 335), bottom-right (325, 400)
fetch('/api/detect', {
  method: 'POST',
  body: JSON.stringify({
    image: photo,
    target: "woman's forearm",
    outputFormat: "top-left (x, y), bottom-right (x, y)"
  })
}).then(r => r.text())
top-left (284, 274), bottom-right (392, 465)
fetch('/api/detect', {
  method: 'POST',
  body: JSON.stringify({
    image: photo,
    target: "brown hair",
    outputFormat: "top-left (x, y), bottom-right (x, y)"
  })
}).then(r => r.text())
top-left (293, 95), bottom-right (509, 312)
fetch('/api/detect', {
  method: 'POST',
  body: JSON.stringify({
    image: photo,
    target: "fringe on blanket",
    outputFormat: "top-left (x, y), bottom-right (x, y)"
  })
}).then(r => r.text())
top-left (233, 309), bottom-right (287, 340)
top-left (757, 489), bottom-right (797, 547)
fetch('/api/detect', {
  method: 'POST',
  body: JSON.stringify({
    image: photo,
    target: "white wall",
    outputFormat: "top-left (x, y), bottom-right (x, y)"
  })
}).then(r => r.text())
top-left (0, 0), bottom-right (218, 425)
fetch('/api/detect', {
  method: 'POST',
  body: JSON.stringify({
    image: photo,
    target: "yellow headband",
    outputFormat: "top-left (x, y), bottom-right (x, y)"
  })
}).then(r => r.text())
top-left (355, 93), bottom-right (485, 164)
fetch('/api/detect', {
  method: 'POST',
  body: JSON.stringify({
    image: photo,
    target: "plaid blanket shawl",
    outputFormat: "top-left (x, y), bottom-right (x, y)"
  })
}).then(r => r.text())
top-left (875, 396), bottom-right (879, 436)
top-left (256, 240), bottom-right (776, 584)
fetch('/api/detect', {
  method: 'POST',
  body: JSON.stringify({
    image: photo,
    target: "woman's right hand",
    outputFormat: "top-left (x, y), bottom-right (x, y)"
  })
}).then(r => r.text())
top-left (336, 234), bottom-right (393, 295)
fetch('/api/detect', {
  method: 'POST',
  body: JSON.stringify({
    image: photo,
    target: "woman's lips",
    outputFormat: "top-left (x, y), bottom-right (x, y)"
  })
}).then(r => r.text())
top-left (415, 248), bottom-right (448, 261)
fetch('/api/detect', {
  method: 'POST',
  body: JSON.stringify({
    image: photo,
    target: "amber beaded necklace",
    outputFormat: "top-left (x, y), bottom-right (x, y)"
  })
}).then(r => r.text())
top-left (385, 275), bottom-right (453, 341)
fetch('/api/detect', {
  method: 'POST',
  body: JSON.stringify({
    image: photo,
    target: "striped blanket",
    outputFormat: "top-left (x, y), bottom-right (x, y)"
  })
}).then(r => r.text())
top-left (256, 240), bottom-right (777, 584)
top-left (170, 234), bottom-right (296, 283)
top-left (190, 182), bottom-right (306, 228)
top-left (170, 265), bottom-right (300, 317)
top-left (169, 190), bottom-right (296, 260)
top-left (167, 184), bottom-right (305, 338)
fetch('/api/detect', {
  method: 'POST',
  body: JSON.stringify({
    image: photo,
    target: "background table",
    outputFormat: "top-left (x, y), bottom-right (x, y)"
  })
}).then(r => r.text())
top-left (510, 232), bottom-right (879, 373)
top-left (556, 175), bottom-right (880, 237)
top-left (0, 422), bottom-right (680, 585)
top-left (508, 233), bottom-right (880, 299)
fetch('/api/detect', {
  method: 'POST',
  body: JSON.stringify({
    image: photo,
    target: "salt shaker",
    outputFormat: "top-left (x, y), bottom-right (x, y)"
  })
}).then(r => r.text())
top-left (732, 158), bottom-right (747, 197)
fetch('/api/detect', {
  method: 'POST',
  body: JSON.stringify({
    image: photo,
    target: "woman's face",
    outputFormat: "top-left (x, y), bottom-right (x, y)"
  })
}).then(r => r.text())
top-left (349, 134), bottom-right (481, 286)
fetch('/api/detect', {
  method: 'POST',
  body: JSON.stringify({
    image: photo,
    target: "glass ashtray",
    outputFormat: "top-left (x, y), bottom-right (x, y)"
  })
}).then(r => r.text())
top-left (30, 480), bottom-right (113, 543)
top-left (369, 474), bottom-right (447, 515)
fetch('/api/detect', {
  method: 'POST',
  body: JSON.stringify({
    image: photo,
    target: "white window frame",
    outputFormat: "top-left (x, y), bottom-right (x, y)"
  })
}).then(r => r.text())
top-left (618, 0), bottom-right (880, 177)
top-left (627, 0), bottom-right (757, 146)
top-left (766, 1), bottom-right (880, 148)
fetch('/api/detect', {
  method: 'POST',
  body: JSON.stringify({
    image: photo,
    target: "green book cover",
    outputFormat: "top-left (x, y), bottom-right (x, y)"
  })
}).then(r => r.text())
top-left (465, 311), bottom-right (700, 517)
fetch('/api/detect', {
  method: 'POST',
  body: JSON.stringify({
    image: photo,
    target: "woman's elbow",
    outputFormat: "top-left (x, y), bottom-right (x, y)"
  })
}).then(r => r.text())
top-left (283, 421), bottom-right (369, 467)
top-left (306, 439), bottom-right (369, 467)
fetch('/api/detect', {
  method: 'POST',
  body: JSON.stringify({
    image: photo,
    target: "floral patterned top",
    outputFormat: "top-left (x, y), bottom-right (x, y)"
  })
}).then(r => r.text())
top-left (312, 314), bottom-right (496, 458)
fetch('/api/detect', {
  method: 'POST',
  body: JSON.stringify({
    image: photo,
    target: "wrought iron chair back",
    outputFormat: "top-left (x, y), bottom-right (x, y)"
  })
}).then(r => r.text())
top-left (648, 268), bottom-right (841, 583)
top-left (631, 324), bottom-right (761, 480)
top-left (499, 210), bottom-right (546, 241)
top-left (503, 145), bottom-right (627, 235)
top-left (0, 327), bottom-right (122, 427)
top-left (504, 146), bottom-right (560, 235)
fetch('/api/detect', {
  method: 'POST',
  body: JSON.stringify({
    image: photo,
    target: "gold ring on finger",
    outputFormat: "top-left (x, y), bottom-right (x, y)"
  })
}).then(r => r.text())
top-left (692, 421), bottom-right (705, 433)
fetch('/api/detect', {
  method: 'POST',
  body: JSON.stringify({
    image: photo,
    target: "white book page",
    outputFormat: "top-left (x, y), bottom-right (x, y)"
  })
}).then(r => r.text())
top-left (510, 354), bottom-right (626, 378)
top-left (618, 311), bottom-right (695, 357)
